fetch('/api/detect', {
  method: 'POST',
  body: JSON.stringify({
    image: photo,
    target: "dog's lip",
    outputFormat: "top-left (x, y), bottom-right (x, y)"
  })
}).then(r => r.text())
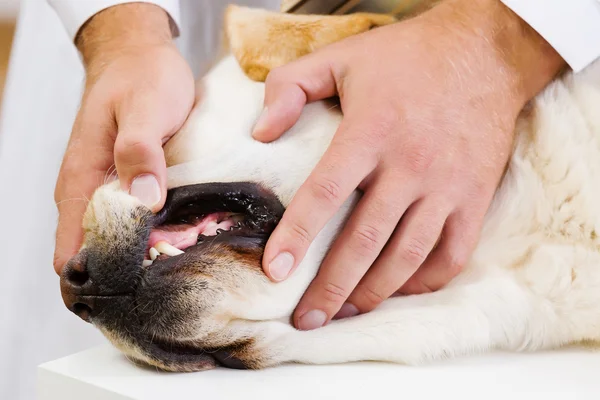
top-left (134, 335), bottom-right (218, 372)
top-left (143, 182), bottom-right (285, 268)
top-left (153, 182), bottom-right (285, 230)
top-left (134, 335), bottom-right (249, 371)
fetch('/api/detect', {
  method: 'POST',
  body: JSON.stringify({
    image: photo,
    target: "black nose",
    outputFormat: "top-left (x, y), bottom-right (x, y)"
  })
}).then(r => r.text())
top-left (60, 250), bottom-right (96, 322)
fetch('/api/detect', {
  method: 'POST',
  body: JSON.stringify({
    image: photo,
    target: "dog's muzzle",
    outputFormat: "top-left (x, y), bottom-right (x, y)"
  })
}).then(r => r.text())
top-left (59, 182), bottom-right (284, 371)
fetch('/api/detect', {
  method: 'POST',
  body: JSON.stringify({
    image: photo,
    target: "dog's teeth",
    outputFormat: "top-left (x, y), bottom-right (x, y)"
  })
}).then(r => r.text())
top-left (149, 247), bottom-right (160, 260)
top-left (216, 228), bottom-right (225, 235)
top-left (155, 241), bottom-right (184, 256)
top-left (142, 259), bottom-right (153, 267)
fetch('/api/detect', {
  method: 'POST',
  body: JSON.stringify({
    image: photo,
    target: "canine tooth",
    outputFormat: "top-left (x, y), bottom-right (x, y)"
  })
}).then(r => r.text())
top-left (142, 259), bottom-right (153, 267)
top-left (149, 247), bottom-right (160, 260)
top-left (155, 241), bottom-right (184, 256)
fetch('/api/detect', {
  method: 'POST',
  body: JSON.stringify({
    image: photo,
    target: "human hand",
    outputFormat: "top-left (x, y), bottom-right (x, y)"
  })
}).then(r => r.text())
top-left (254, 0), bottom-right (565, 329)
top-left (53, 3), bottom-right (194, 275)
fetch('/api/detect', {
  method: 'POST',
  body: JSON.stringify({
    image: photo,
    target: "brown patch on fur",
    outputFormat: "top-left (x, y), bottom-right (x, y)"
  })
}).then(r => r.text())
top-left (208, 338), bottom-right (269, 370)
top-left (575, 339), bottom-right (600, 350)
top-left (232, 246), bottom-right (266, 272)
top-left (225, 5), bottom-right (396, 82)
top-left (170, 243), bottom-right (265, 281)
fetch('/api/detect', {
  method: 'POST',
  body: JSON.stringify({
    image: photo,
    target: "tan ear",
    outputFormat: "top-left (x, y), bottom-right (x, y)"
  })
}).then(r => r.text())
top-left (224, 5), bottom-right (396, 82)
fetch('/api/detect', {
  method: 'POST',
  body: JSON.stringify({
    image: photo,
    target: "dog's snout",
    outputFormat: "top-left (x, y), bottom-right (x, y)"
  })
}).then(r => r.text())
top-left (60, 248), bottom-right (141, 324)
top-left (60, 251), bottom-right (94, 322)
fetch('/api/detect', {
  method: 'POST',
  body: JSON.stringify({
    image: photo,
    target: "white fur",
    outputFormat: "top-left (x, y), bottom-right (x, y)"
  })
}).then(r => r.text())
top-left (92, 53), bottom-right (600, 367)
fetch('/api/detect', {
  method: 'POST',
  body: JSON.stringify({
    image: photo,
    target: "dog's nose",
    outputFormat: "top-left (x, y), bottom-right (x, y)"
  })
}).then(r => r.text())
top-left (62, 251), bottom-right (90, 288)
top-left (60, 251), bottom-right (95, 322)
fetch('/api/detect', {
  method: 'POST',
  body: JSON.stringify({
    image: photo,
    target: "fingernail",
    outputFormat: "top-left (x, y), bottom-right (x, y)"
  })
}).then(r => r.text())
top-left (333, 303), bottom-right (359, 320)
top-left (298, 309), bottom-right (327, 330)
top-left (268, 252), bottom-right (294, 281)
top-left (252, 107), bottom-right (269, 136)
top-left (130, 174), bottom-right (161, 208)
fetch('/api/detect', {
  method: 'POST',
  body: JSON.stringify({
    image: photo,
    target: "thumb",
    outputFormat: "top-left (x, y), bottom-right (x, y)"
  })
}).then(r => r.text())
top-left (114, 110), bottom-right (176, 212)
top-left (252, 51), bottom-right (340, 143)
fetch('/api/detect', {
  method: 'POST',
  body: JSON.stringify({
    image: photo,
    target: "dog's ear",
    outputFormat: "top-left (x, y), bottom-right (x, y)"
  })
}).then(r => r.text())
top-left (224, 5), bottom-right (396, 82)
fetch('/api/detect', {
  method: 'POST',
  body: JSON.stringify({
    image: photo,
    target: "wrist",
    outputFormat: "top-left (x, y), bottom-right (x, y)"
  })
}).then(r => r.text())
top-left (76, 3), bottom-right (175, 70)
top-left (455, 0), bottom-right (566, 106)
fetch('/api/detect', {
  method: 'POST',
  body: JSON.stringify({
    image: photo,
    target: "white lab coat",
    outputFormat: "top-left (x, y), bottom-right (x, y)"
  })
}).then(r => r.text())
top-left (0, 0), bottom-right (598, 399)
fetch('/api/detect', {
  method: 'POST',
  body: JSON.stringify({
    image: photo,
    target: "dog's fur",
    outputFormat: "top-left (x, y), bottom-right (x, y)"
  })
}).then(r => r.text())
top-left (60, 5), bottom-right (600, 371)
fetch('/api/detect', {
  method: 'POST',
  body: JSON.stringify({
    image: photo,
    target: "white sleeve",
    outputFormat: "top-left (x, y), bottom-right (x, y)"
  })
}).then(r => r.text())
top-left (47, 0), bottom-right (181, 42)
top-left (500, 0), bottom-right (600, 73)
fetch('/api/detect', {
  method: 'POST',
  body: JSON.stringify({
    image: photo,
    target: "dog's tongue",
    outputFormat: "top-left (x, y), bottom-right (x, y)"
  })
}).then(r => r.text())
top-left (148, 212), bottom-right (237, 251)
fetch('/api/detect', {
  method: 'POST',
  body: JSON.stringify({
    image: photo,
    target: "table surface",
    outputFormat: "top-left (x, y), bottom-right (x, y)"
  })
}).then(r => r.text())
top-left (37, 345), bottom-right (600, 400)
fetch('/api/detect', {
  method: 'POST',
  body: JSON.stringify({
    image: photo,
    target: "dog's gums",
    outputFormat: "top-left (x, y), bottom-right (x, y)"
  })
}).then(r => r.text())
top-left (145, 213), bottom-right (250, 266)
top-left (140, 182), bottom-right (285, 269)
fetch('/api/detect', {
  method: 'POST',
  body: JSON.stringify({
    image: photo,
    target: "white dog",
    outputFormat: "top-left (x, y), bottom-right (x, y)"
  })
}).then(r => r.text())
top-left (59, 6), bottom-right (600, 372)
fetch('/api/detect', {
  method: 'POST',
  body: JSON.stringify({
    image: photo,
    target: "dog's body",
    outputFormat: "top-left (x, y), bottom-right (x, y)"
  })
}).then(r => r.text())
top-left (60, 6), bottom-right (600, 371)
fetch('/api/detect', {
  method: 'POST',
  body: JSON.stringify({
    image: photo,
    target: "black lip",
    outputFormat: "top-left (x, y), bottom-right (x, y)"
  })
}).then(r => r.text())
top-left (154, 182), bottom-right (285, 233)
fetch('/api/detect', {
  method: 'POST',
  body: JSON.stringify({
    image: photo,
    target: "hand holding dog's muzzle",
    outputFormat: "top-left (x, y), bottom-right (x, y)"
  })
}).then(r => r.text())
top-left (254, 0), bottom-right (567, 330)
top-left (53, 3), bottom-right (195, 275)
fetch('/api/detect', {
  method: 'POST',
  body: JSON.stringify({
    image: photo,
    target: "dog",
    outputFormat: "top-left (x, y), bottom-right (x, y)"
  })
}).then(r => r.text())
top-left (59, 5), bottom-right (600, 372)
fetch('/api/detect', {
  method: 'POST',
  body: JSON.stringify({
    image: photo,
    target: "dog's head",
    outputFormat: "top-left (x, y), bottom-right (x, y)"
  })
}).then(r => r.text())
top-left (59, 6), bottom-right (396, 371)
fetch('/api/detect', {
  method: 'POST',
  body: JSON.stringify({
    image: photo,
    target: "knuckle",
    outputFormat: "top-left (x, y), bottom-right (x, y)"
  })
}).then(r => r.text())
top-left (366, 110), bottom-right (397, 141)
top-left (406, 147), bottom-right (434, 174)
top-left (114, 135), bottom-right (156, 163)
top-left (287, 221), bottom-right (313, 248)
top-left (446, 255), bottom-right (466, 276)
top-left (321, 281), bottom-right (349, 304)
top-left (399, 236), bottom-right (429, 266)
top-left (309, 176), bottom-right (342, 207)
top-left (265, 66), bottom-right (288, 87)
top-left (356, 284), bottom-right (385, 309)
top-left (402, 277), bottom-right (433, 295)
top-left (349, 223), bottom-right (383, 257)
top-left (346, 111), bottom-right (397, 149)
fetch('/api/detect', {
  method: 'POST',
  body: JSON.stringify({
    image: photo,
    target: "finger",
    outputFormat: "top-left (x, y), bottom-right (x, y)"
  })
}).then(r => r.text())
top-left (53, 111), bottom-right (116, 275)
top-left (293, 178), bottom-right (415, 329)
top-left (54, 168), bottom-right (110, 275)
top-left (113, 99), bottom-right (185, 212)
top-left (399, 209), bottom-right (481, 294)
top-left (252, 49), bottom-right (340, 143)
top-left (262, 119), bottom-right (377, 283)
top-left (344, 200), bottom-right (449, 315)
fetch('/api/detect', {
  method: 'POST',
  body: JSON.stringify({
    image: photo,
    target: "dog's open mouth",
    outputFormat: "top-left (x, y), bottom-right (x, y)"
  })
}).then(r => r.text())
top-left (144, 182), bottom-right (285, 267)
